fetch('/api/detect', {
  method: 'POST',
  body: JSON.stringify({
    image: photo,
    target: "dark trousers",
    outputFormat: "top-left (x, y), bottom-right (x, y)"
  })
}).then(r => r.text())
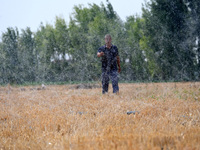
top-left (102, 70), bottom-right (119, 94)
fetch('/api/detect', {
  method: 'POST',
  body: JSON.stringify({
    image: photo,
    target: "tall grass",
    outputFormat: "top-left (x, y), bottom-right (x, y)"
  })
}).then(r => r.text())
top-left (0, 82), bottom-right (200, 149)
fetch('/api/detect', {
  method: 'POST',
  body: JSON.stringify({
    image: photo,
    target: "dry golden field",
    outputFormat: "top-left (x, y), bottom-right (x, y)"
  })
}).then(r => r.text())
top-left (0, 82), bottom-right (200, 150)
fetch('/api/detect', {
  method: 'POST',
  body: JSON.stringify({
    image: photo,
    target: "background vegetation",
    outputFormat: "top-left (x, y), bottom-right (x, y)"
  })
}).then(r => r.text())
top-left (0, 0), bottom-right (199, 84)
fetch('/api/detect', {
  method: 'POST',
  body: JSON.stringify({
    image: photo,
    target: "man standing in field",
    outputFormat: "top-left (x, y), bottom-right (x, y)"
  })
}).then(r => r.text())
top-left (97, 34), bottom-right (121, 94)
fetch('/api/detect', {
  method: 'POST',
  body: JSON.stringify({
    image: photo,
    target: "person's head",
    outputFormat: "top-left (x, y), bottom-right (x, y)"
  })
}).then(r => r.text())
top-left (105, 34), bottom-right (112, 46)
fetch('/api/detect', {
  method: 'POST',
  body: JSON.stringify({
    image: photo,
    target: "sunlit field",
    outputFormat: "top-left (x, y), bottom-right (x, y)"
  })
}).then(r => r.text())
top-left (0, 82), bottom-right (200, 150)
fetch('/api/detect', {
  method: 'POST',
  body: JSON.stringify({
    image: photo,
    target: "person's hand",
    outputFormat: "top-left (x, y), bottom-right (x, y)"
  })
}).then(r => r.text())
top-left (100, 52), bottom-right (104, 56)
top-left (97, 52), bottom-right (104, 57)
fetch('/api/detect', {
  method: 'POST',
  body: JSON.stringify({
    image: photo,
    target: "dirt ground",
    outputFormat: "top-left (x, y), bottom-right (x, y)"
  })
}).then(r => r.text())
top-left (0, 82), bottom-right (200, 150)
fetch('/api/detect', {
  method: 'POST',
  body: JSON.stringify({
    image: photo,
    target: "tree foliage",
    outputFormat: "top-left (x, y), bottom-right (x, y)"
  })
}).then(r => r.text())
top-left (0, 0), bottom-right (199, 84)
top-left (142, 0), bottom-right (199, 80)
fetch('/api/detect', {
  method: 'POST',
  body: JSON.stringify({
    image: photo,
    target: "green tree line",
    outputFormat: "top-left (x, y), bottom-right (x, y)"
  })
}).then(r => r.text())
top-left (0, 0), bottom-right (199, 84)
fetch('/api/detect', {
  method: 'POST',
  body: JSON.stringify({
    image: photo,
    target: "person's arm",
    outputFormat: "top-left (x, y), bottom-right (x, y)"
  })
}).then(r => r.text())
top-left (117, 56), bottom-right (121, 73)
